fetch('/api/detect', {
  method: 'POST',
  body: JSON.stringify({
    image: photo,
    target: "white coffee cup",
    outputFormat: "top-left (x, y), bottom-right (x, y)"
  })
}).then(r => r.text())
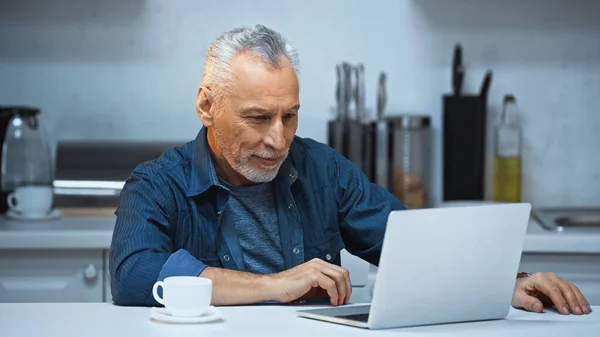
top-left (7, 185), bottom-right (53, 216)
top-left (152, 276), bottom-right (212, 317)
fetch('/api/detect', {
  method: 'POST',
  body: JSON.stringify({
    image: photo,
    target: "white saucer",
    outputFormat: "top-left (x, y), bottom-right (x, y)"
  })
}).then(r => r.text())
top-left (6, 209), bottom-right (61, 221)
top-left (149, 306), bottom-right (223, 324)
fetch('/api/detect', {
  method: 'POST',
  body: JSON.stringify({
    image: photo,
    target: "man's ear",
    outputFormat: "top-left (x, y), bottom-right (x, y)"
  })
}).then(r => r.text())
top-left (196, 86), bottom-right (215, 127)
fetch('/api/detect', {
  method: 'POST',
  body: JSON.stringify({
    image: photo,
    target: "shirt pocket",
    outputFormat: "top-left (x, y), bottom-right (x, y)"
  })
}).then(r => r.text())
top-left (303, 231), bottom-right (345, 266)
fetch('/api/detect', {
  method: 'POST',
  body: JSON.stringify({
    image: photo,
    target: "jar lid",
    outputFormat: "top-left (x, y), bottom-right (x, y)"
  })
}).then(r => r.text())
top-left (386, 115), bottom-right (431, 129)
top-left (0, 106), bottom-right (40, 118)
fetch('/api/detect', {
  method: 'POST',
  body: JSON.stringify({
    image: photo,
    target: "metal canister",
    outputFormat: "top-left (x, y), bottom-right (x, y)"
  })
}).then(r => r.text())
top-left (386, 115), bottom-right (432, 209)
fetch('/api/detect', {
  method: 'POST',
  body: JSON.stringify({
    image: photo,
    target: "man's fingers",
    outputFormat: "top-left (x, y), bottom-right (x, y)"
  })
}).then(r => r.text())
top-left (555, 280), bottom-right (583, 315)
top-left (315, 274), bottom-right (339, 306)
top-left (533, 279), bottom-right (569, 314)
top-left (548, 274), bottom-right (586, 315)
top-left (572, 282), bottom-right (593, 313)
top-left (343, 269), bottom-right (352, 305)
top-left (320, 267), bottom-right (346, 306)
top-left (518, 292), bottom-right (544, 313)
top-left (310, 259), bottom-right (352, 305)
top-left (326, 264), bottom-right (352, 305)
top-left (569, 283), bottom-right (590, 314)
top-left (512, 281), bottom-right (543, 312)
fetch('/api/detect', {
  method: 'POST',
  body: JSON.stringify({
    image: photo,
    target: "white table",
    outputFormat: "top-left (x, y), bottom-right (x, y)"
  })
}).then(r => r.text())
top-left (0, 303), bottom-right (598, 337)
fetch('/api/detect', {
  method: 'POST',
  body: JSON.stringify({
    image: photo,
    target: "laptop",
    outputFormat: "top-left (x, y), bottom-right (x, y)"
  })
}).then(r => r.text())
top-left (295, 203), bottom-right (532, 329)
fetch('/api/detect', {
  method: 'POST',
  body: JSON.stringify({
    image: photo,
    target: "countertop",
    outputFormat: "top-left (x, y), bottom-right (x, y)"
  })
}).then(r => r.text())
top-left (0, 212), bottom-right (116, 249)
top-left (524, 216), bottom-right (600, 253)
top-left (1, 302), bottom-right (598, 337)
top-left (0, 211), bottom-right (599, 253)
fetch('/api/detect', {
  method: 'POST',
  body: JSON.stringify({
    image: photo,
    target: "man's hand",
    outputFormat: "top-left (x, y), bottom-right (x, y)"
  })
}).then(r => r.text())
top-left (267, 258), bottom-right (352, 306)
top-left (512, 272), bottom-right (592, 315)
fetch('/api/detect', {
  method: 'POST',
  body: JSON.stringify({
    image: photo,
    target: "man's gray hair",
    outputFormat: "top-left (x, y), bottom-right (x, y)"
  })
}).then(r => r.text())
top-left (201, 24), bottom-right (300, 101)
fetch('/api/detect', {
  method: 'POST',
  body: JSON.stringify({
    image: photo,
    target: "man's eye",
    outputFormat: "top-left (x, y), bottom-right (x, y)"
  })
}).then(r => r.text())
top-left (283, 113), bottom-right (297, 119)
top-left (250, 115), bottom-right (270, 120)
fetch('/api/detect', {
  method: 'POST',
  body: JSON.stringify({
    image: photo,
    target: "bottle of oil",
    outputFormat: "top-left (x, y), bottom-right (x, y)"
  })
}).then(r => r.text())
top-left (493, 95), bottom-right (522, 202)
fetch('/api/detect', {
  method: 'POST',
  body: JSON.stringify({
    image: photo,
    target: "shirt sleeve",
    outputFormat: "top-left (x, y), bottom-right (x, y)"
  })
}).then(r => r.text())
top-left (333, 152), bottom-right (407, 266)
top-left (109, 170), bottom-right (208, 306)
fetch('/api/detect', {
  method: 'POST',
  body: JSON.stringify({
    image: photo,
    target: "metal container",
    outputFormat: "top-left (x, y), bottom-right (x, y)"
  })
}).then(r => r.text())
top-left (384, 115), bottom-right (432, 209)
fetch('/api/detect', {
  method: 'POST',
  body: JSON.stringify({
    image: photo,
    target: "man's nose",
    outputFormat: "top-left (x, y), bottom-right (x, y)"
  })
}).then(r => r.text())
top-left (264, 119), bottom-right (286, 152)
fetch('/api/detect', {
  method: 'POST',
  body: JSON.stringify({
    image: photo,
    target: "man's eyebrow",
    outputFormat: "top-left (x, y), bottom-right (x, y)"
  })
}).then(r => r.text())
top-left (239, 104), bottom-right (301, 115)
top-left (239, 106), bottom-right (272, 115)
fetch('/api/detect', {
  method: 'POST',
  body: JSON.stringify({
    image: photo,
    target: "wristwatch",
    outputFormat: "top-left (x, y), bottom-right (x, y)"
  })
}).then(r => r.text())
top-left (517, 272), bottom-right (532, 279)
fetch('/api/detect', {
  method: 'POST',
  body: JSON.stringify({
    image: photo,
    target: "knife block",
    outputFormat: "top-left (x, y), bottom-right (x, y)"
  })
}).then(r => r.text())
top-left (327, 118), bottom-right (371, 180)
top-left (442, 94), bottom-right (487, 201)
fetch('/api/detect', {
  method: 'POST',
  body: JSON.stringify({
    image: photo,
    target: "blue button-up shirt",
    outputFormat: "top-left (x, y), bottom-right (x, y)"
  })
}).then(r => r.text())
top-left (109, 127), bottom-right (406, 306)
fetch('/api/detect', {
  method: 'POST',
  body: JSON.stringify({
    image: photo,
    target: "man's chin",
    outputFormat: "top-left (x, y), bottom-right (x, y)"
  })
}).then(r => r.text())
top-left (246, 173), bottom-right (278, 183)
top-left (244, 164), bottom-right (282, 183)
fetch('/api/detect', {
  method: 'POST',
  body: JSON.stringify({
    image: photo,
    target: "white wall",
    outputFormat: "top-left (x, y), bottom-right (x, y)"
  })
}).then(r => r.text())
top-left (1, 0), bottom-right (599, 207)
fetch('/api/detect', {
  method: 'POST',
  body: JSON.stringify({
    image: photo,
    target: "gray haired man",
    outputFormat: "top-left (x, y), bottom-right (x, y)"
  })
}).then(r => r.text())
top-left (109, 25), bottom-right (591, 315)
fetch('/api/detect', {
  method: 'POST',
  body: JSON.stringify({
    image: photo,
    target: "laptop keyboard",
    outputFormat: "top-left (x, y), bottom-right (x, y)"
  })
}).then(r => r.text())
top-left (336, 313), bottom-right (369, 322)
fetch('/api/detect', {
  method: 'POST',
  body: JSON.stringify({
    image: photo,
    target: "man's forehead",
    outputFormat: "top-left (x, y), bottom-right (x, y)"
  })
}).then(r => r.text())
top-left (229, 52), bottom-right (299, 99)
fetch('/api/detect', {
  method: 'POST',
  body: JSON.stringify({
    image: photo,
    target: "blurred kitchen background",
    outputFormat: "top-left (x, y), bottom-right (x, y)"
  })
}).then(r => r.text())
top-left (0, 0), bottom-right (598, 305)
top-left (1, 0), bottom-right (599, 207)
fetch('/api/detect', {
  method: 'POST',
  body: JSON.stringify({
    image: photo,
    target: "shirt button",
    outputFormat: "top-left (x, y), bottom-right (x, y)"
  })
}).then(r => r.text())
top-left (293, 247), bottom-right (300, 254)
top-left (217, 210), bottom-right (222, 215)
top-left (223, 255), bottom-right (230, 261)
top-left (288, 203), bottom-right (293, 210)
top-left (325, 253), bottom-right (332, 261)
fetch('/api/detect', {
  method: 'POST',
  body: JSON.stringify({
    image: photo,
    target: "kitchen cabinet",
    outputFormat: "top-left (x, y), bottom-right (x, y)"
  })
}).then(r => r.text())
top-left (0, 248), bottom-right (598, 305)
top-left (0, 249), bottom-right (103, 303)
top-left (103, 250), bottom-right (112, 303)
top-left (0, 247), bottom-right (370, 304)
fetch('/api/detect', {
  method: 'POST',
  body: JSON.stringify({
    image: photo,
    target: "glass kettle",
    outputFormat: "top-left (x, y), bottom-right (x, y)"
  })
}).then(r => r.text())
top-left (1, 106), bottom-right (54, 191)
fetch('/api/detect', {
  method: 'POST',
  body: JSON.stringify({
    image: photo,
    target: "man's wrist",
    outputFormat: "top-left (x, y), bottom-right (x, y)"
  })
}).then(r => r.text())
top-left (517, 272), bottom-right (532, 279)
top-left (258, 273), bottom-right (281, 302)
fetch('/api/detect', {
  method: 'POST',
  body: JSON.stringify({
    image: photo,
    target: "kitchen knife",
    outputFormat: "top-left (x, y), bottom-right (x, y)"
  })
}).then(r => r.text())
top-left (336, 64), bottom-right (343, 121)
top-left (377, 72), bottom-right (387, 121)
top-left (342, 62), bottom-right (353, 121)
top-left (341, 63), bottom-right (355, 161)
top-left (355, 64), bottom-right (366, 122)
top-left (375, 71), bottom-right (388, 190)
top-left (452, 44), bottom-right (464, 96)
top-left (479, 70), bottom-right (492, 99)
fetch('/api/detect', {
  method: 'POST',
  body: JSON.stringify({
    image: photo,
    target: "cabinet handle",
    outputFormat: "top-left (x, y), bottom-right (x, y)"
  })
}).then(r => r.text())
top-left (83, 264), bottom-right (98, 281)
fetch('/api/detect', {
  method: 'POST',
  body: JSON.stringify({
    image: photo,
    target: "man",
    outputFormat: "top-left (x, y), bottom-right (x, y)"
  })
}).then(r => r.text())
top-left (109, 24), bottom-right (591, 315)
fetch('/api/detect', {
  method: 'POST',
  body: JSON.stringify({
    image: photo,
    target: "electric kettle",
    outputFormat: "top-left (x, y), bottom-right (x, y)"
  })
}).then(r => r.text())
top-left (0, 106), bottom-right (54, 213)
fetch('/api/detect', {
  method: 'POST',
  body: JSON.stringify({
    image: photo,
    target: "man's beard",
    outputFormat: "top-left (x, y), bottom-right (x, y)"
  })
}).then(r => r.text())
top-left (213, 125), bottom-right (287, 183)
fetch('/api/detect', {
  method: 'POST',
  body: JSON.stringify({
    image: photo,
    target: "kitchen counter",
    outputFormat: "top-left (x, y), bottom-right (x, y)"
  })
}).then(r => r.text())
top-left (0, 213), bottom-right (116, 249)
top-left (0, 213), bottom-right (599, 253)
top-left (525, 217), bottom-right (600, 254)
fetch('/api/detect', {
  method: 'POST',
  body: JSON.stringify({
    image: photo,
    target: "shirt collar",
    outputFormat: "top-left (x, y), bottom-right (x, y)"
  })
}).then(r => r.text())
top-left (186, 127), bottom-right (298, 197)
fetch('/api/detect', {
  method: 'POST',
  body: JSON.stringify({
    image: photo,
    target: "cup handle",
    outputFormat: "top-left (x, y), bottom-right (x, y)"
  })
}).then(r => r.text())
top-left (152, 281), bottom-right (165, 305)
top-left (7, 193), bottom-right (19, 212)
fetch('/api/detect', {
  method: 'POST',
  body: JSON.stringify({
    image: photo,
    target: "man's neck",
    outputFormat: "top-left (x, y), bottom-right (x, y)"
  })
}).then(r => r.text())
top-left (206, 128), bottom-right (254, 187)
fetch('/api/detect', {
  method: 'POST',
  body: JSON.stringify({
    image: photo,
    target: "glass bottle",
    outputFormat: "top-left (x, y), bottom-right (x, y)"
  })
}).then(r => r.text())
top-left (493, 95), bottom-right (523, 202)
top-left (388, 115), bottom-right (432, 209)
